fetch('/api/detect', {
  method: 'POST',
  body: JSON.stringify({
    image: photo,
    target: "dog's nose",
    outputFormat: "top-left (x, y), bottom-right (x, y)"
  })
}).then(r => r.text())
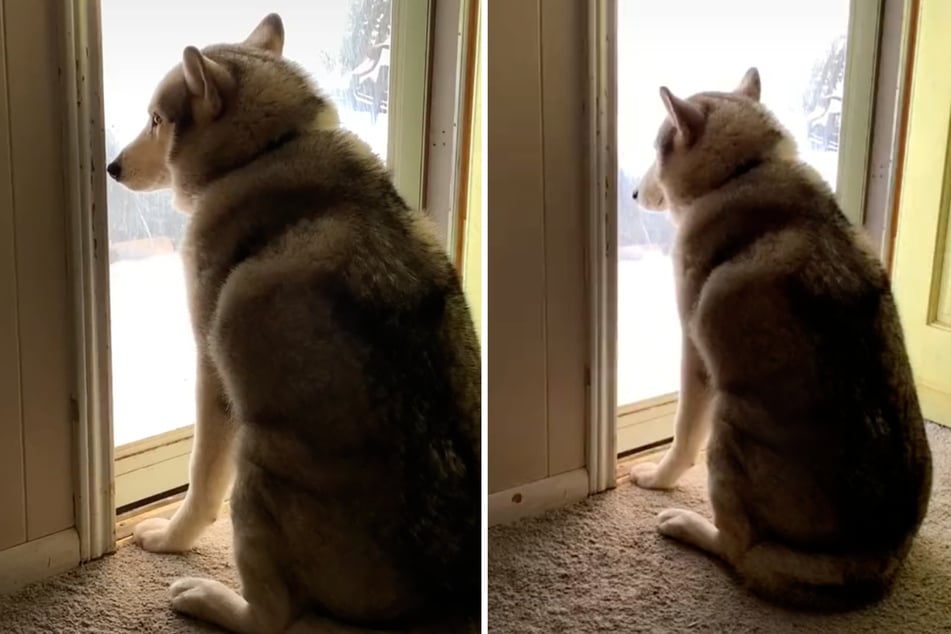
top-left (107, 160), bottom-right (121, 181)
top-left (632, 188), bottom-right (639, 200)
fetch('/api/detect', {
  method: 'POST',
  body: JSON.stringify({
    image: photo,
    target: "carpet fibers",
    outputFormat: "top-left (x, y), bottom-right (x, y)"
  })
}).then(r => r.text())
top-left (0, 519), bottom-right (239, 633)
top-left (489, 423), bottom-right (951, 633)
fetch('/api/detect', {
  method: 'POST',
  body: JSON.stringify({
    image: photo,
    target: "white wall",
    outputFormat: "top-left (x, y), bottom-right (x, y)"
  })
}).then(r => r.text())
top-left (487, 0), bottom-right (588, 494)
top-left (0, 0), bottom-right (76, 555)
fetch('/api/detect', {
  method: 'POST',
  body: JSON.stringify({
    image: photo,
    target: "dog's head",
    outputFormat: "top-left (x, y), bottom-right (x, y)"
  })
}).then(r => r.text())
top-left (633, 68), bottom-right (796, 218)
top-left (106, 13), bottom-right (335, 211)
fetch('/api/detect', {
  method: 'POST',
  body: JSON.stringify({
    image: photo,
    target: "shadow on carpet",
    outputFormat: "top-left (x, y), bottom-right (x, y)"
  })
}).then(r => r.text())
top-left (489, 423), bottom-right (951, 633)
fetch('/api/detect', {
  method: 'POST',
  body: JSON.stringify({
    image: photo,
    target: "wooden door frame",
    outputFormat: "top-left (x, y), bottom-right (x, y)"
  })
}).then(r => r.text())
top-left (452, 0), bottom-right (481, 271)
top-left (883, 0), bottom-right (920, 273)
top-left (63, 0), bottom-right (116, 563)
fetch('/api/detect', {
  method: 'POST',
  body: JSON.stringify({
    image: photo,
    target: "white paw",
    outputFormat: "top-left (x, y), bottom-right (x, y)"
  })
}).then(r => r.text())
top-left (133, 517), bottom-right (192, 553)
top-left (656, 507), bottom-right (697, 540)
top-left (169, 577), bottom-right (227, 619)
top-left (629, 462), bottom-right (679, 490)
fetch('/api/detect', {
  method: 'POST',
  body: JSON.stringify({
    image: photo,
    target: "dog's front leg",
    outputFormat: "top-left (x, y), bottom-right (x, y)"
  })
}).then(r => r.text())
top-left (134, 355), bottom-right (235, 552)
top-left (631, 336), bottom-right (711, 489)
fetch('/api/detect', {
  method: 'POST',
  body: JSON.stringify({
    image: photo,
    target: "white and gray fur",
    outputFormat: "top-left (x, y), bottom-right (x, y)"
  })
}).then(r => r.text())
top-left (108, 14), bottom-right (480, 633)
top-left (629, 68), bottom-right (932, 611)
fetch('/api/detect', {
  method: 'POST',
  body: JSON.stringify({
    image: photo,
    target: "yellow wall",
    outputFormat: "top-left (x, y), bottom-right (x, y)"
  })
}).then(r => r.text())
top-left (463, 8), bottom-right (483, 341)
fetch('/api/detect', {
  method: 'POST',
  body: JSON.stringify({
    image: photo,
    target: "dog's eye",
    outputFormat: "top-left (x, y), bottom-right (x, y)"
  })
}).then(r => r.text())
top-left (150, 113), bottom-right (162, 128)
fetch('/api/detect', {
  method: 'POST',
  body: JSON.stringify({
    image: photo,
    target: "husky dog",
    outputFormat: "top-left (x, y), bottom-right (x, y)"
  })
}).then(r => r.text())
top-left (629, 68), bottom-right (932, 610)
top-left (107, 14), bottom-right (480, 633)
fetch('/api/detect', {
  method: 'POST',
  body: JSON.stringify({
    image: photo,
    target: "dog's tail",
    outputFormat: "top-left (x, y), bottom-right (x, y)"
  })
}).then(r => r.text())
top-left (735, 539), bottom-right (911, 611)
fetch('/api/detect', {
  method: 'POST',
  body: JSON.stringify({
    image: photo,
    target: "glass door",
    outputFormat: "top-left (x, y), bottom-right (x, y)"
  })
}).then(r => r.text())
top-left (615, 0), bottom-right (857, 455)
top-left (100, 0), bottom-right (420, 510)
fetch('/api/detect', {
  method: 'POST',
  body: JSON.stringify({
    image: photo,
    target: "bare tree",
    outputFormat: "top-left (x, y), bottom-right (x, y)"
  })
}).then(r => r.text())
top-left (802, 35), bottom-right (847, 115)
top-left (338, 0), bottom-right (392, 72)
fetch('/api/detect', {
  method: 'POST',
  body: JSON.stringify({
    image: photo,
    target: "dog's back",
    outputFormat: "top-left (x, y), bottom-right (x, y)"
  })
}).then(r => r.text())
top-left (638, 69), bottom-right (933, 610)
top-left (686, 162), bottom-right (931, 608)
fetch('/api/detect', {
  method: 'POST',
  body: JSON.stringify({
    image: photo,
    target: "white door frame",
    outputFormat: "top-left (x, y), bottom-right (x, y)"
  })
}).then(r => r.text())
top-left (388, 0), bottom-right (434, 213)
top-left (424, 0), bottom-right (478, 252)
top-left (587, 0), bottom-right (886, 493)
top-left (838, 0), bottom-right (885, 225)
top-left (586, 0), bottom-right (619, 495)
top-left (63, 0), bottom-right (116, 562)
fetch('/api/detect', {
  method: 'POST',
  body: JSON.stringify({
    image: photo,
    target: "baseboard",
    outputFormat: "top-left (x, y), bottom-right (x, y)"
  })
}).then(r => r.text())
top-left (0, 528), bottom-right (80, 596)
top-left (918, 383), bottom-right (951, 428)
top-left (488, 468), bottom-right (589, 527)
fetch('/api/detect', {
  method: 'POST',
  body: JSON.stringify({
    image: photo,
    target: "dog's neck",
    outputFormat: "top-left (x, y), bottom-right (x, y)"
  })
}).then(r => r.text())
top-left (673, 158), bottom-right (812, 278)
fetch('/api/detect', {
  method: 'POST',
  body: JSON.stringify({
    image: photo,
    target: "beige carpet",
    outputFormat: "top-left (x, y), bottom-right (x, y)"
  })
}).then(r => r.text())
top-left (489, 423), bottom-right (951, 633)
top-left (0, 519), bottom-right (239, 633)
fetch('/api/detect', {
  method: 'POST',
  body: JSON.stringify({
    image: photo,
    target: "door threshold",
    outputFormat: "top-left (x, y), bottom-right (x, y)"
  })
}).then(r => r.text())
top-left (615, 442), bottom-right (710, 487)
top-left (616, 443), bottom-right (669, 485)
top-left (116, 488), bottom-right (232, 547)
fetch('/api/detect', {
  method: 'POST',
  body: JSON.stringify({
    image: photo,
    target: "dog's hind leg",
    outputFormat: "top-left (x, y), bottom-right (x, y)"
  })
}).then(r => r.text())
top-left (655, 508), bottom-right (724, 558)
top-left (169, 576), bottom-right (261, 634)
top-left (170, 522), bottom-right (297, 634)
top-left (134, 355), bottom-right (236, 552)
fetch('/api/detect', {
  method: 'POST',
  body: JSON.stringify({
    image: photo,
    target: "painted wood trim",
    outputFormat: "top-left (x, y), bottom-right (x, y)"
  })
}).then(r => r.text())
top-left (617, 392), bottom-right (677, 417)
top-left (617, 400), bottom-right (675, 456)
top-left (918, 383), bottom-right (951, 428)
top-left (837, 0), bottom-right (884, 225)
top-left (115, 452), bottom-right (191, 510)
top-left (114, 424), bottom-right (192, 462)
top-left (586, 0), bottom-right (619, 494)
top-left (0, 528), bottom-right (80, 597)
top-left (0, 0), bottom-right (27, 553)
top-left (388, 0), bottom-right (433, 213)
top-left (488, 468), bottom-right (589, 528)
top-left (61, 0), bottom-right (116, 562)
top-left (460, 6), bottom-right (483, 342)
top-left (886, 0), bottom-right (920, 272)
top-left (864, 0), bottom-right (915, 265)
top-left (424, 0), bottom-right (463, 247)
top-left (114, 426), bottom-right (193, 509)
top-left (452, 0), bottom-right (480, 271)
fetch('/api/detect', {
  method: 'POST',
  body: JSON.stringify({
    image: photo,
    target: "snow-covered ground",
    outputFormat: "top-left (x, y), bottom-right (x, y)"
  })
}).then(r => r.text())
top-left (109, 254), bottom-right (195, 446)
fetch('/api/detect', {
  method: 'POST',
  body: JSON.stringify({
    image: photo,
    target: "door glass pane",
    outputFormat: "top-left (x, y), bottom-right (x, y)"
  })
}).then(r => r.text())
top-left (102, 1), bottom-right (393, 448)
top-left (616, 0), bottom-right (850, 408)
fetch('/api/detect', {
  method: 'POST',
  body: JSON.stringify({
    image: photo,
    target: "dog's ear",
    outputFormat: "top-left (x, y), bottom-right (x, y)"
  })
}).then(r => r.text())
top-left (734, 67), bottom-right (761, 102)
top-left (182, 46), bottom-right (229, 118)
top-left (244, 13), bottom-right (284, 56)
top-left (659, 87), bottom-right (705, 143)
